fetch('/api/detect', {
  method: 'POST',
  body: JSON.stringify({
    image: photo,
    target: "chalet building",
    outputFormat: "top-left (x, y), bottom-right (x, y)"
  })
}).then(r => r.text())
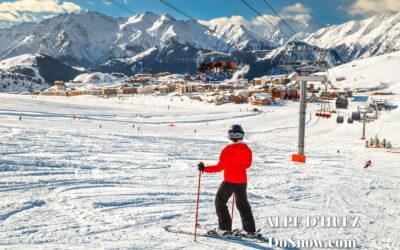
top-left (87, 90), bottom-right (101, 95)
top-left (178, 84), bottom-right (199, 95)
top-left (101, 87), bottom-right (118, 96)
top-left (248, 89), bottom-right (269, 97)
top-left (228, 94), bottom-right (247, 104)
top-left (137, 85), bottom-right (155, 94)
top-left (122, 87), bottom-right (138, 94)
top-left (54, 81), bottom-right (65, 89)
top-left (154, 72), bottom-right (170, 77)
top-left (68, 90), bottom-right (85, 96)
top-left (217, 84), bottom-right (235, 91)
top-left (252, 75), bottom-right (289, 86)
top-left (250, 93), bottom-right (272, 106)
top-left (158, 86), bottom-right (169, 94)
top-left (40, 91), bottom-right (67, 96)
top-left (270, 88), bottom-right (286, 99)
top-left (197, 84), bottom-right (214, 92)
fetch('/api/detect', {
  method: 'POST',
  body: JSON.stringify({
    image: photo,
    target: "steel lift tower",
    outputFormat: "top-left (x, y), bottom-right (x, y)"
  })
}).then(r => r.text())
top-left (282, 56), bottom-right (330, 163)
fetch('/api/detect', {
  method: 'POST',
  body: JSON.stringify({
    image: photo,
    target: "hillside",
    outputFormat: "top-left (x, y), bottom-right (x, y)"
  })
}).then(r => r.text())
top-left (0, 54), bottom-right (82, 92)
top-left (328, 51), bottom-right (400, 92)
top-left (0, 11), bottom-right (399, 85)
top-left (297, 13), bottom-right (400, 62)
top-left (0, 55), bottom-right (399, 247)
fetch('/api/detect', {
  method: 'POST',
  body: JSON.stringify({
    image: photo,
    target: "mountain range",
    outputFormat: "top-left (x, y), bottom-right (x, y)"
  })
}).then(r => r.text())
top-left (0, 11), bottom-right (399, 91)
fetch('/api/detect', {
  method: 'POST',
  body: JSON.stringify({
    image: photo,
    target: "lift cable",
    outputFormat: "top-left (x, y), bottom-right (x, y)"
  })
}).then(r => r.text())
top-left (157, 0), bottom-right (232, 42)
top-left (260, 0), bottom-right (297, 35)
top-left (239, 0), bottom-right (288, 37)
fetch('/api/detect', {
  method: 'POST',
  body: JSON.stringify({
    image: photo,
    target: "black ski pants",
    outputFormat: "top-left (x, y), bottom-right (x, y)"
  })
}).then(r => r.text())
top-left (215, 181), bottom-right (256, 232)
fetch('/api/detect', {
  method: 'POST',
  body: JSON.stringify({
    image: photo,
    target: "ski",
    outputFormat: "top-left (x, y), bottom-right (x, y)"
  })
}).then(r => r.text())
top-left (164, 225), bottom-right (269, 244)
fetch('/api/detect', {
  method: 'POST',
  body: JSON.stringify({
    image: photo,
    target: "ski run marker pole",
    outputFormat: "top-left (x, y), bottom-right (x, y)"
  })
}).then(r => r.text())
top-left (194, 171), bottom-right (202, 241)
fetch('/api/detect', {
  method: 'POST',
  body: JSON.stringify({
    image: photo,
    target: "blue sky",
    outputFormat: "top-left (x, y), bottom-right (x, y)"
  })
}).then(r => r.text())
top-left (79, 0), bottom-right (356, 24)
top-left (0, 0), bottom-right (398, 28)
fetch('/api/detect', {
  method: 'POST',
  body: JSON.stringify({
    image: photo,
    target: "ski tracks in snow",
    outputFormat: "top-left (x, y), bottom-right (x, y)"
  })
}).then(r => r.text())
top-left (0, 94), bottom-right (399, 248)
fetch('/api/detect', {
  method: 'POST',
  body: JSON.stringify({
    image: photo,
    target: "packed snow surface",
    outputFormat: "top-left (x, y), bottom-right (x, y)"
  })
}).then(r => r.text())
top-left (72, 72), bottom-right (125, 84)
top-left (0, 53), bottom-right (38, 70)
top-left (328, 51), bottom-right (400, 92)
top-left (299, 13), bottom-right (400, 61)
top-left (1, 53), bottom-right (400, 249)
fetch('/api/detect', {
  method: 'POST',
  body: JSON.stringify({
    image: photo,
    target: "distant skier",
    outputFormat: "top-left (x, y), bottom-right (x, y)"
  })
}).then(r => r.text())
top-left (19, 115), bottom-right (22, 121)
top-left (197, 124), bottom-right (257, 237)
top-left (364, 160), bottom-right (372, 169)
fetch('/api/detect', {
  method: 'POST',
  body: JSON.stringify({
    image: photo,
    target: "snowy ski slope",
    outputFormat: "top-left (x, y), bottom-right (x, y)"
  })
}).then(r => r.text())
top-left (1, 53), bottom-right (400, 249)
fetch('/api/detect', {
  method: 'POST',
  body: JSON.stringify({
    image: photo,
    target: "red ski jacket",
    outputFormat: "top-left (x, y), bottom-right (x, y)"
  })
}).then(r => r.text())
top-left (204, 143), bottom-right (252, 184)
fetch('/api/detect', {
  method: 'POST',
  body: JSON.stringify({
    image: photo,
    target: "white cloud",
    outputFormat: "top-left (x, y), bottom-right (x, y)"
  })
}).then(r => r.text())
top-left (281, 3), bottom-right (311, 15)
top-left (0, 0), bottom-right (82, 28)
top-left (349, 0), bottom-right (400, 16)
top-left (281, 3), bottom-right (312, 24)
top-left (200, 16), bottom-right (251, 26)
top-left (201, 3), bottom-right (312, 29)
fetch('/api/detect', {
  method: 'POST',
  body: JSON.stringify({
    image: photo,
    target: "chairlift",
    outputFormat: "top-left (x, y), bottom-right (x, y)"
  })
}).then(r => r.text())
top-left (197, 51), bottom-right (237, 81)
top-left (336, 96), bottom-right (348, 109)
top-left (336, 115), bottom-right (344, 123)
top-left (315, 82), bottom-right (332, 118)
top-left (351, 112), bottom-right (361, 121)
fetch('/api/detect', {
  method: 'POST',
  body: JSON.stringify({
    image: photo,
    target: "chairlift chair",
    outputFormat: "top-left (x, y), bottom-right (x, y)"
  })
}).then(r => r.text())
top-left (315, 82), bottom-right (332, 118)
top-left (197, 51), bottom-right (237, 81)
top-left (336, 115), bottom-right (344, 123)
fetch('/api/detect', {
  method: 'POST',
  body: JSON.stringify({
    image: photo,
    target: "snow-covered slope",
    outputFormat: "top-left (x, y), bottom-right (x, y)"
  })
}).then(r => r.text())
top-left (329, 51), bottom-right (400, 92)
top-left (210, 23), bottom-right (275, 51)
top-left (0, 22), bottom-right (36, 51)
top-left (298, 13), bottom-right (400, 62)
top-left (0, 54), bottom-right (81, 92)
top-left (251, 18), bottom-right (323, 44)
top-left (114, 12), bottom-right (275, 56)
top-left (0, 53), bottom-right (40, 70)
top-left (257, 41), bottom-right (342, 75)
top-left (1, 11), bottom-right (399, 79)
top-left (0, 11), bottom-right (272, 67)
top-left (0, 75), bottom-right (399, 248)
top-left (0, 70), bottom-right (47, 93)
top-left (73, 72), bottom-right (126, 84)
top-left (0, 12), bottom-right (120, 66)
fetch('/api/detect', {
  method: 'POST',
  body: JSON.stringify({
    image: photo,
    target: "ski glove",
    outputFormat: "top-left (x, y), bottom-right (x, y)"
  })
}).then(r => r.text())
top-left (197, 162), bottom-right (205, 172)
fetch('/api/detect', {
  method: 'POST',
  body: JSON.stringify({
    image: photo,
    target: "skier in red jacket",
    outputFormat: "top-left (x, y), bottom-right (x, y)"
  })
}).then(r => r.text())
top-left (198, 124), bottom-right (256, 237)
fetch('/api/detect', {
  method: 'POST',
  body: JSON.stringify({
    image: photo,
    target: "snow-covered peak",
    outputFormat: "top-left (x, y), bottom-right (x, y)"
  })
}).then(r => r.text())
top-left (121, 12), bottom-right (161, 29)
top-left (0, 53), bottom-right (40, 70)
top-left (128, 12), bottom-right (160, 24)
top-left (297, 13), bottom-right (400, 62)
top-left (211, 23), bottom-right (274, 51)
top-left (0, 11), bottom-right (120, 66)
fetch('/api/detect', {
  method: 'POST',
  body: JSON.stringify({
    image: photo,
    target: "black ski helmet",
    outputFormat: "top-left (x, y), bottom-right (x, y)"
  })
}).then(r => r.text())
top-left (228, 124), bottom-right (244, 141)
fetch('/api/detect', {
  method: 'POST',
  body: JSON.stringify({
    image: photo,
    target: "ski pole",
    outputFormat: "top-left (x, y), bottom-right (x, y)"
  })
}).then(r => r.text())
top-left (231, 194), bottom-right (235, 223)
top-left (194, 171), bottom-right (202, 242)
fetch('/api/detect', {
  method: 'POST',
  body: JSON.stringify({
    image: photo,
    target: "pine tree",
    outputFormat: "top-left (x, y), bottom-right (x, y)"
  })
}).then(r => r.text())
top-left (369, 137), bottom-right (374, 147)
top-left (382, 139), bottom-right (387, 148)
top-left (374, 135), bottom-right (380, 147)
